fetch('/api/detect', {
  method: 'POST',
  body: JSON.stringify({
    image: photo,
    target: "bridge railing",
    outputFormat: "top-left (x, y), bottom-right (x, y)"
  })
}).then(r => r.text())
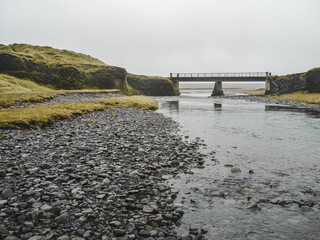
top-left (170, 72), bottom-right (269, 78)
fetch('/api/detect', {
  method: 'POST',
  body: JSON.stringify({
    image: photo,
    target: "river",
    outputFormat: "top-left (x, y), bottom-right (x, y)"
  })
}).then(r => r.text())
top-left (155, 84), bottom-right (320, 240)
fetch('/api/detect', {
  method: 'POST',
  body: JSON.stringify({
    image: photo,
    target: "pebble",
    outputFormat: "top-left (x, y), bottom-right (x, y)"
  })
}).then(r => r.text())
top-left (113, 229), bottom-right (126, 236)
top-left (2, 189), bottom-right (13, 199)
top-left (55, 214), bottom-right (69, 224)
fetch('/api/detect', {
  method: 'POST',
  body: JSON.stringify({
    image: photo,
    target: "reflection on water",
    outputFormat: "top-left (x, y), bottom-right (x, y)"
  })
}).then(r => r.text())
top-left (159, 100), bottom-right (179, 112)
top-left (155, 89), bottom-right (320, 240)
top-left (214, 103), bottom-right (222, 111)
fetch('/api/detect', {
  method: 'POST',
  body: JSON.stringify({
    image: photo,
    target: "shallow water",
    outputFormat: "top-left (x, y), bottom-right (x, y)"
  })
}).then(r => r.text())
top-left (155, 89), bottom-right (320, 240)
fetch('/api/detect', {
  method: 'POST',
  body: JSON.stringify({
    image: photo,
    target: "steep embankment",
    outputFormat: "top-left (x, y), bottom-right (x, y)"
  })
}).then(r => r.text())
top-left (0, 44), bottom-right (177, 95)
top-left (126, 73), bottom-right (175, 96)
top-left (266, 67), bottom-right (320, 95)
top-left (266, 73), bottom-right (306, 95)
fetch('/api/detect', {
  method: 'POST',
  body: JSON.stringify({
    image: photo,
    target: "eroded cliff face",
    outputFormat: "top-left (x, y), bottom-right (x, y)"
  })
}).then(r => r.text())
top-left (119, 74), bottom-right (176, 96)
top-left (0, 44), bottom-right (127, 90)
top-left (265, 73), bottom-right (306, 95)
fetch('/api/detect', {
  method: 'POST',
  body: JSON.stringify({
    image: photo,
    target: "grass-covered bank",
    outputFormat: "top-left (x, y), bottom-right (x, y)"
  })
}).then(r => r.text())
top-left (268, 91), bottom-right (320, 105)
top-left (0, 96), bottom-right (158, 129)
top-left (0, 73), bottom-right (120, 108)
top-left (229, 87), bottom-right (320, 106)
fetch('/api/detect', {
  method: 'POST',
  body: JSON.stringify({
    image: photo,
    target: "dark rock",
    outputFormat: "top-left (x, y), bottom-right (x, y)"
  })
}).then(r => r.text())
top-left (0, 224), bottom-right (9, 234)
top-left (2, 189), bottom-right (14, 199)
top-left (24, 221), bottom-right (34, 229)
top-left (181, 236), bottom-right (193, 240)
top-left (54, 213), bottom-right (69, 224)
top-left (113, 229), bottom-right (126, 237)
top-left (139, 230), bottom-right (151, 237)
top-left (0, 170), bottom-right (6, 178)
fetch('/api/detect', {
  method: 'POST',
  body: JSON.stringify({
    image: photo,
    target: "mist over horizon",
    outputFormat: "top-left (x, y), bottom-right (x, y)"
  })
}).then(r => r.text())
top-left (1, 0), bottom-right (319, 77)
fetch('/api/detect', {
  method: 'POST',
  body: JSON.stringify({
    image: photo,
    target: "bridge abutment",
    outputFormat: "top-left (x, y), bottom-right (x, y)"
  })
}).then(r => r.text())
top-left (265, 76), bottom-right (273, 94)
top-left (211, 81), bottom-right (224, 96)
top-left (172, 78), bottom-right (180, 95)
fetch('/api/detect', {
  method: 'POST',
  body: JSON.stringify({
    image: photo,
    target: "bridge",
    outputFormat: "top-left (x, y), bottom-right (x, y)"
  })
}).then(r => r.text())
top-left (170, 72), bottom-right (271, 96)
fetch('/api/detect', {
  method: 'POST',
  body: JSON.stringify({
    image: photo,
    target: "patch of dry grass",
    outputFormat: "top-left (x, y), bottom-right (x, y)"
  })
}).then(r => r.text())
top-left (226, 89), bottom-right (265, 95)
top-left (0, 74), bottom-right (120, 108)
top-left (95, 96), bottom-right (158, 110)
top-left (0, 92), bottom-right (60, 108)
top-left (270, 91), bottom-right (320, 105)
top-left (0, 96), bottom-right (158, 129)
top-left (0, 103), bottom-right (106, 129)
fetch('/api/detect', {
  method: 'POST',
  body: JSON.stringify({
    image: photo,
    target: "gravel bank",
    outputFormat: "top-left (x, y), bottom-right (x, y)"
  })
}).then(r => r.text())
top-left (0, 108), bottom-right (210, 240)
top-left (222, 95), bottom-right (320, 110)
top-left (12, 92), bottom-right (124, 109)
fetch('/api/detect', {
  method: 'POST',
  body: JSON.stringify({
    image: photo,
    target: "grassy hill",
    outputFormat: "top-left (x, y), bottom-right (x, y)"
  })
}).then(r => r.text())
top-left (0, 43), bottom-right (127, 90)
top-left (0, 43), bottom-right (176, 96)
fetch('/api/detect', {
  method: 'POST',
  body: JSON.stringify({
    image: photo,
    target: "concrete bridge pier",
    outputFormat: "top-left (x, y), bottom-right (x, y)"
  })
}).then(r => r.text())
top-left (211, 81), bottom-right (224, 96)
top-left (171, 78), bottom-right (180, 95)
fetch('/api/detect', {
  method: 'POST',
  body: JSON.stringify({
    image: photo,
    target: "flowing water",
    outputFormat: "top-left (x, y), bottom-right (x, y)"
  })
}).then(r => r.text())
top-left (155, 86), bottom-right (320, 240)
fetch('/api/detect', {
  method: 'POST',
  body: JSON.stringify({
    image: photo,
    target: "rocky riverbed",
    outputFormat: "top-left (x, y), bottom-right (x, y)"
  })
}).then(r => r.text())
top-left (0, 107), bottom-right (212, 240)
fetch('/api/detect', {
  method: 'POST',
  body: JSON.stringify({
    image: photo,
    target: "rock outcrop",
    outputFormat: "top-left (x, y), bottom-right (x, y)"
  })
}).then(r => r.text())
top-left (265, 73), bottom-right (306, 95)
top-left (305, 68), bottom-right (320, 93)
top-left (126, 74), bottom-right (175, 96)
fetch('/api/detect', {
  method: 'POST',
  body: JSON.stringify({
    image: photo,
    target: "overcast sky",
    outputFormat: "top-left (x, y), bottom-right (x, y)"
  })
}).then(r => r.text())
top-left (1, 0), bottom-right (319, 76)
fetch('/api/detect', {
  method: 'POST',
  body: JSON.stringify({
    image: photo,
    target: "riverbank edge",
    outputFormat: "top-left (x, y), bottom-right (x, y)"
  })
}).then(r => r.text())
top-left (226, 89), bottom-right (320, 110)
top-left (0, 95), bottom-right (158, 129)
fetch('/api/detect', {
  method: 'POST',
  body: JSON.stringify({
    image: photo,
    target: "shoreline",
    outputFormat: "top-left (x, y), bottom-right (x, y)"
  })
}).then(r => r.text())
top-left (221, 93), bottom-right (320, 111)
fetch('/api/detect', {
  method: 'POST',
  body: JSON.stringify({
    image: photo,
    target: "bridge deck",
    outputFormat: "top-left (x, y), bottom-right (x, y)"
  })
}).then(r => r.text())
top-left (170, 72), bottom-right (269, 82)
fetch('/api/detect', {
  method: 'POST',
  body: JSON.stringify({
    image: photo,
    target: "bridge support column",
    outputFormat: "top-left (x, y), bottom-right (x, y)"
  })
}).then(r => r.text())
top-left (171, 78), bottom-right (180, 96)
top-left (211, 81), bottom-right (224, 96)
